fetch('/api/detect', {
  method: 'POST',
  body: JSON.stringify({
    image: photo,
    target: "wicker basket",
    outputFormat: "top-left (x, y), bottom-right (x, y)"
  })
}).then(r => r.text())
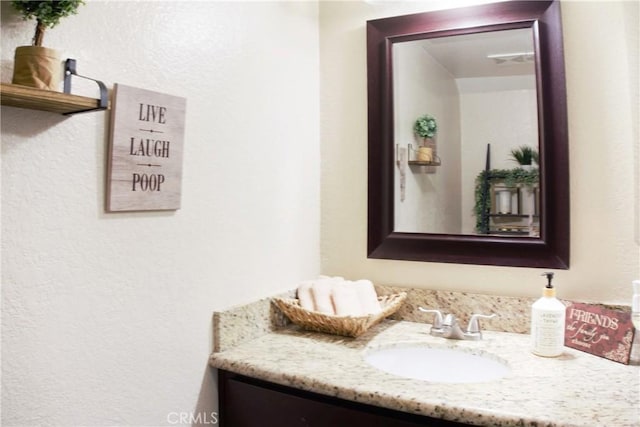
top-left (273, 292), bottom-right (407, 337)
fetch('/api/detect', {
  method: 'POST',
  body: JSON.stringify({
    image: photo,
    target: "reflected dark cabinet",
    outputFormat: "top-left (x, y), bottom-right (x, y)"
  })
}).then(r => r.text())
top-left (218, 370), bottom-right (469, 427)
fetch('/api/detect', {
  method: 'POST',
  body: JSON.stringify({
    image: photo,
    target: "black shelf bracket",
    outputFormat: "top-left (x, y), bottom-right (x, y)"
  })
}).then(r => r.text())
top-left (63, 58), bottom-right (108, 115)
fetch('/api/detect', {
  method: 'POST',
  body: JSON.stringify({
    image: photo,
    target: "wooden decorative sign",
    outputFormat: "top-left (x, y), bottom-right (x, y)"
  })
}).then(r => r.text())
top-left (107, 84), bottom-right (186, 211)
top-left (565, 301), bottom-right (636, 364)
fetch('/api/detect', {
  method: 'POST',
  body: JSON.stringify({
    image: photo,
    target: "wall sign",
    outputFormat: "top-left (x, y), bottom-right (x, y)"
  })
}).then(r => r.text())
top-left (107, 84), bottom-right (186, 211)
top-left (565, 301), bottom-right (635, 364)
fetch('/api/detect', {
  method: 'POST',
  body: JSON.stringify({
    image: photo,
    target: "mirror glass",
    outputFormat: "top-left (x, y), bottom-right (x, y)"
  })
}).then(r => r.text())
top-left (393, 29), bottom-right (539, 236)
top-left (367, 0), bottom-right (570, 268)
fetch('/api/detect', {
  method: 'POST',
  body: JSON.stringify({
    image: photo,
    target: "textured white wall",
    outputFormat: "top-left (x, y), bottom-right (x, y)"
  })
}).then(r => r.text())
top-left (1, 1), bottom-right (319, 426)
top-left (320, 1), bottom-right (639, 304)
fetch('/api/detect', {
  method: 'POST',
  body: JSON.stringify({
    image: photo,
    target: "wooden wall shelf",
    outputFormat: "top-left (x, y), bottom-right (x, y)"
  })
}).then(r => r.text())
top-left (408, 159), bottom-right (441, 167)
top-left (0, 83), bottom-right (108, 115)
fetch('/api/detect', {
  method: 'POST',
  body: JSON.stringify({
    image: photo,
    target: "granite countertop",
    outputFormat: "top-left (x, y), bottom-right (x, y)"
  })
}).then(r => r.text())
top-left (210, 319), bottom-right (640, 427)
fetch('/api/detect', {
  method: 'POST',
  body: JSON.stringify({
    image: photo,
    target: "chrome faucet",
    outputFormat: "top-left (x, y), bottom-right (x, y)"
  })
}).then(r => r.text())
top-left (418, 308), bottom-right (496, 341)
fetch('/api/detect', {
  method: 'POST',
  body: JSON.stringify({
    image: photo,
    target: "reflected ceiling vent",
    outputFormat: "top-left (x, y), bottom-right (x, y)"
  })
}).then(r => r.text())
top-left (487, 52), bottom-right (534, 64)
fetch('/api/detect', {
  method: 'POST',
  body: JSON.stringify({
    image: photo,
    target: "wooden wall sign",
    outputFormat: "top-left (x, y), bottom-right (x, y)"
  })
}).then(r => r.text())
top-left (565, 301), bottom-right (636, 364)
top-left (107, 84), bottom-right (186, 211)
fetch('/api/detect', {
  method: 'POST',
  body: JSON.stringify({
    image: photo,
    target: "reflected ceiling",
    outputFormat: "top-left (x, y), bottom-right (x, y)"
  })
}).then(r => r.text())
top-left (419, 28), bottom-right (534, 78)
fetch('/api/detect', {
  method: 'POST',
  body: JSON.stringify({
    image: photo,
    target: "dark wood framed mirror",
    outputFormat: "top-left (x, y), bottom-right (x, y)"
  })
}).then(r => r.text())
top-left (367, 0), bottom-right (569, 268)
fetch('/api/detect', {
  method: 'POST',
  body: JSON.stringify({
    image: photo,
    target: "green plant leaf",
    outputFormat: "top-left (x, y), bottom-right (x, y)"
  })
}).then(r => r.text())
top-left (11, 0), bottom-right (84, 46)
top-left (11, 0), bottom-right (84, 29)
top-left (413, 114), bottom-right (438, 139)
top-left (509, 145), bottom-right (538, 166)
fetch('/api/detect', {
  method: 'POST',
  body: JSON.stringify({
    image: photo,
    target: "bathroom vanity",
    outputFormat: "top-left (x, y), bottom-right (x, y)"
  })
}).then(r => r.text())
top-left (210, 290), bottom-right (639, 427)
top-left (219, 370), bottom-right (464, 426)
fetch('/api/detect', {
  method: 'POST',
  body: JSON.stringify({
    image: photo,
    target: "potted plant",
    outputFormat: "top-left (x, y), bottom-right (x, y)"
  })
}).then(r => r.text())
top-left (413, 114), bottom-right (437, 162)
top-left (11, 0), bottom-right (85, 91)
top-left (509, 145), bottom-right (539, 170)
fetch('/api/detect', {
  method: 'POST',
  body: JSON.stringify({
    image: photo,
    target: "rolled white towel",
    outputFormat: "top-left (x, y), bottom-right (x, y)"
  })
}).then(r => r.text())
top-left (331, 282), bottom-right (365, 316)
top-left (311, 279), bottom-right (335, 314)
top-left (318, 275), bottom-right (344, 281)
top-left (296, 281), bottom-right (315, 311)
top-left (353, 279), bottom-right (381, 314)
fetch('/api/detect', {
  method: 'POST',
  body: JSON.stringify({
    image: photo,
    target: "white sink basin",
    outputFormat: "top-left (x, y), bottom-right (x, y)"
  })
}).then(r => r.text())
top-left (364, 345), bottom-right (510, 383)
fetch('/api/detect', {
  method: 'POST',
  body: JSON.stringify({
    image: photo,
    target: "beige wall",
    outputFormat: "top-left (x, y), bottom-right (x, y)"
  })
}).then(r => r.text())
top-left (1, 1), bottom-right (320, 425)
top-left (320, 0), bottom-right (639, 304)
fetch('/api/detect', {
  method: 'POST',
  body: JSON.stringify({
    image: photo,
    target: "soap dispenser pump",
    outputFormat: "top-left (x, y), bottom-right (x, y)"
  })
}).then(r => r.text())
top-left (531, 272), bottom-right (566, 357)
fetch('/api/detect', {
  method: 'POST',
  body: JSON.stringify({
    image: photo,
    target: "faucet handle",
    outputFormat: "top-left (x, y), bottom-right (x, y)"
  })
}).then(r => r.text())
top-left (466, 313), bottom-right (497, 334)
top-left (418, 307), bottom-right (443, 329)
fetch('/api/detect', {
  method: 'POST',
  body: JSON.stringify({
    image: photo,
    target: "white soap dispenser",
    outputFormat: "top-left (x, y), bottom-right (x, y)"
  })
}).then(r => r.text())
top-left (531, 272), bottom-right (566, 357)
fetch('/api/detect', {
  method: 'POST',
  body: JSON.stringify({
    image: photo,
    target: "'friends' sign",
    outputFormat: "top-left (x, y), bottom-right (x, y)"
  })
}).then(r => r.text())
top-left (564, 301), bottom-right (635, 364)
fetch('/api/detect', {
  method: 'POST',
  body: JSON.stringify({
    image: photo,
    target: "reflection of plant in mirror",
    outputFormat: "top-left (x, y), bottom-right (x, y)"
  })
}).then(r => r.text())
top-left (474, 168), bottom-right (539, 233)
top-left (510, 145), bottom-right (539, 166)
top-left (413, 114), bottom-right (437, 140)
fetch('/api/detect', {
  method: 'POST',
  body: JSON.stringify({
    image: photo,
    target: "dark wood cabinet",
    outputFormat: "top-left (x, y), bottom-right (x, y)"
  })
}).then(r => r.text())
top-left (218, 370), bottom-right (469, 427)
